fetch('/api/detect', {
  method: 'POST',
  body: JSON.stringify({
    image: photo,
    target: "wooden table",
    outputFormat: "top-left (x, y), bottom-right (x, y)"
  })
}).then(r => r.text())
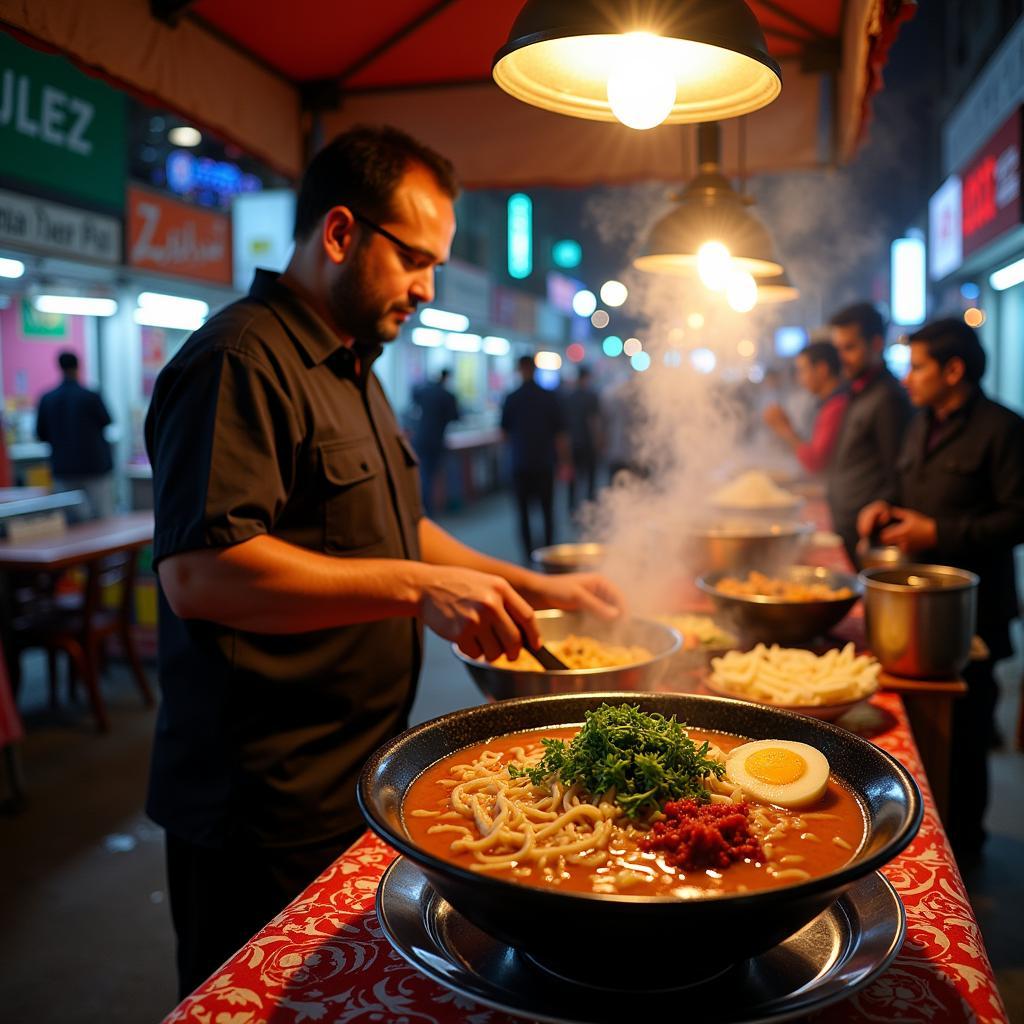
top-left (0, 512), bottom-right (154, 572)
top-left (0, 513), bottom-right (155, 731)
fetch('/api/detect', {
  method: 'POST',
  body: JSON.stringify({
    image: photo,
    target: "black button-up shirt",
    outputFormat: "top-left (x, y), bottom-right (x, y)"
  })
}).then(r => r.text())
top-left (895, 389), bottom-right (1024, 660)
top-left (145, 270), bottom-right (423, 848)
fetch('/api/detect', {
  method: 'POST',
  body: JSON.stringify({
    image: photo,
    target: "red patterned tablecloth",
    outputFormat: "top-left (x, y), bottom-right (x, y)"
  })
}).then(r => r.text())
top-left (163, 691), bottom-right (1007, 1024)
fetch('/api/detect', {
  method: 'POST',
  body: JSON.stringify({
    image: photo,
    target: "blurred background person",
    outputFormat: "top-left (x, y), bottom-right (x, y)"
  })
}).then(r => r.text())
top-left (410, 368), bottom-right (459, 516)
top-left (501, 354), bottom-right (569, 561)
top-left (763, 340), bottom-right (849, 477)
top-left (603, 372), bottom-right (648, 483)
top-left (858, 318), bottom-right (1024, 870)
top-left (35, 351), bottom-right (114, 522)
top-left (827, 302), bottom-right (911, 566)
top-left (564, 365), bottom-right (602, 519)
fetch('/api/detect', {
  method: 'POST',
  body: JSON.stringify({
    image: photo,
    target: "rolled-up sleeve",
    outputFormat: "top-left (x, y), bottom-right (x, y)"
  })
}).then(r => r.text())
top-left (146, 347), bottom-right (300, 565)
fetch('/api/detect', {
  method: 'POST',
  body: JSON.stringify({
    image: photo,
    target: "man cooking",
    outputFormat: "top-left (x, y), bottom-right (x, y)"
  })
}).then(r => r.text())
top-left (145, 125), bottom-right (623, 996)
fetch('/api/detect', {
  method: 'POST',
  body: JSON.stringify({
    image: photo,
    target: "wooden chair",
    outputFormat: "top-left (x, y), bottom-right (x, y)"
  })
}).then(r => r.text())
top-left (10, 550), bottom-right (153, 732)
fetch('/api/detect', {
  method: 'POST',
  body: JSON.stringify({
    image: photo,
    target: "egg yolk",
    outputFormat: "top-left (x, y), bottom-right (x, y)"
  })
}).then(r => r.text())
top-left (744, 748), bottom-right (806, 785)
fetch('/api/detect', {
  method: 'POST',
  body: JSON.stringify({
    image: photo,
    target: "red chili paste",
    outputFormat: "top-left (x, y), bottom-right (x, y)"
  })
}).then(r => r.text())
top-left (638, 799), bottom-right (763, 871)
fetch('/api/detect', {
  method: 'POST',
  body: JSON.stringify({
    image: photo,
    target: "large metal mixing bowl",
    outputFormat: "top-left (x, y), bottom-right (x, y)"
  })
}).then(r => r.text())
top-left (860, 564), bottom-right (978, 678)
top-left (684, 520), bottom-right (814, 575)
top-left (452, 609), bottom-right (681, 699)
top-left (697, 565), bottom-right (863, 645)
top-left (530, 542), bottom-right (607, 574)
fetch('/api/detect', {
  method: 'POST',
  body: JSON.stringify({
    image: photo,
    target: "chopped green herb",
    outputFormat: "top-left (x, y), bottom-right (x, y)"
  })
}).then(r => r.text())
top-left (509, 703), bottom-right (725, 819)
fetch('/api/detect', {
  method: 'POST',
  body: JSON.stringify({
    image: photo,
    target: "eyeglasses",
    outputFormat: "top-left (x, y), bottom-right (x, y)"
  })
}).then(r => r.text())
top-left (352, 211), bottom-right (441, 270)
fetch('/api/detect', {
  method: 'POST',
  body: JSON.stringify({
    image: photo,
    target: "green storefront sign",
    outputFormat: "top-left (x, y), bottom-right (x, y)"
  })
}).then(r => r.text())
top-left (0, 32), bottom-right (126, 210)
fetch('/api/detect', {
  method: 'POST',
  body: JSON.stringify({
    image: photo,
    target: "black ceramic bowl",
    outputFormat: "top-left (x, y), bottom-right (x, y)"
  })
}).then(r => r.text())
top-left (698, 564), bottom-right (863, 644)
top-left (358, 692), bottom-right (921, 984)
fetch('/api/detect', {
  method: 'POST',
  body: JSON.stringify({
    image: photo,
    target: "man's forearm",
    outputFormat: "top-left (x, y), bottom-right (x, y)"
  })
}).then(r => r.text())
top-left (418, 517), bottom-right (539, 596)
top-left (158, 535), bottom-right (426, 633)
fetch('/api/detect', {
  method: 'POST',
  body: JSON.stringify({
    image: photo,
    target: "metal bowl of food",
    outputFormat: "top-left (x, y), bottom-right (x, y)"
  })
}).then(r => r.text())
top-left (655, 612), bottom-right (738, 678)
top-left (452, 608), bottom-right (681, 699)
top-left (697, 565), bottom-right (863, 645)
top-left (683, 520), bottom-right (814, 575)
top-left (358, 691), bottom-right (921, 985)
top-left (860, 564), bottom-right (978, 678)
top-left (530, 542), bottom-right (607, 574)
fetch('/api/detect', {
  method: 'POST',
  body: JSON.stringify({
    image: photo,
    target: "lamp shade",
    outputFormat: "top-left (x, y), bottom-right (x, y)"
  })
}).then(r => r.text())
top-left (757, 268), bottom-right (800, 303)
top-left (493, 0), bottom-right (782, 125)
top-left (633, 167), bottom-right (784, 276)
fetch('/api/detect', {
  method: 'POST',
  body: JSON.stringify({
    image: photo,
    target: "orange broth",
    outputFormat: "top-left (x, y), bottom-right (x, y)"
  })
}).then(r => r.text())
top-left (403, 727), bottom-right (866, 898)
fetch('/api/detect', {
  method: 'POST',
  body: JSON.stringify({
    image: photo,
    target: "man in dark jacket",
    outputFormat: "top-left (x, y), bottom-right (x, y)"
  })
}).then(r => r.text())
top-left (410, 368), bottom-right (459, 515)
top-left (827, 303), bottom-right (912, 566)
top-left (564, 365), bottom-right (602, 516)
top-left (858, 318), bottom-right (1024, 868)
top-left (36, 351), bottom-right (114, 521)
top-left (501, 354), bottom-right (569, 560)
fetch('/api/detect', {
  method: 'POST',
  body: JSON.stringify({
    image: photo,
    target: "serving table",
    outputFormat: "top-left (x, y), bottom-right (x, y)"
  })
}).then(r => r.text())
top-left (162, 691), bottom-right (1007, 1024)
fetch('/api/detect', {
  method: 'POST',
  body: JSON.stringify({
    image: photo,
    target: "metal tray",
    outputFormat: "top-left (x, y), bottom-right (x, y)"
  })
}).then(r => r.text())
top-left (377, 857), bottom-right (906, 1024)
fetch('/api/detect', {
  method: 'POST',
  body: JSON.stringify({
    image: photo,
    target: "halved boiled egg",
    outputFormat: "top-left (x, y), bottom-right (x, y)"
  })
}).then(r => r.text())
top-left (725, 740), bottom-right (830, 810)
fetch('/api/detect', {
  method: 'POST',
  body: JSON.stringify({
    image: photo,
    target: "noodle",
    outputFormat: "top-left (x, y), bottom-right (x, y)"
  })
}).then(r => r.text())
top-left (408, 733), bottom-right (860, 894)
top-left (486, 634), bottom-right (653, 671)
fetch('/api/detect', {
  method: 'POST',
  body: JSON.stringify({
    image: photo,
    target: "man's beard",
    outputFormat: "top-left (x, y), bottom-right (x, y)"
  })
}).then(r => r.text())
top-left (328, 249), bottom-right (411, 343)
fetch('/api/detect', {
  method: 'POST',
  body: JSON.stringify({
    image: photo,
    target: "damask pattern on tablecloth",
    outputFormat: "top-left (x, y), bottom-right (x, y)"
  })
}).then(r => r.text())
top-left (163, 692), bottom-right (1007, 1024)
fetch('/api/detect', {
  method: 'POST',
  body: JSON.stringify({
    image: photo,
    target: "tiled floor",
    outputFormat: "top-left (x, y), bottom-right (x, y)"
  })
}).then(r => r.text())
top-left (1, 490), bottom-right (1021, 1022)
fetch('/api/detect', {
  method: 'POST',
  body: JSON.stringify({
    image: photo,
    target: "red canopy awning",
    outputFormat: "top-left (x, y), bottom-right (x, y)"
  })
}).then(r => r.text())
top-left (0, 0), bottom-right (914, 183)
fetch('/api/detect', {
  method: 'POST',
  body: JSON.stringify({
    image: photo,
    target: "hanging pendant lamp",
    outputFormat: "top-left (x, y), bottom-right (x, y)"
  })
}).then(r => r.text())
top-left (492, 0), bottom-right (782, 130)
top-left (633, 122), bottom-right (783, 276)
top-left (756, 269), bottom-right (800, 303)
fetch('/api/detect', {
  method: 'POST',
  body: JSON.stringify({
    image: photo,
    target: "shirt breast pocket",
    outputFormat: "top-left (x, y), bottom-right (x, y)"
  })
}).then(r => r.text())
top-left (395, 431), bottom-right (424, 517)
top-left (319, 439), bottom-right (389, 552)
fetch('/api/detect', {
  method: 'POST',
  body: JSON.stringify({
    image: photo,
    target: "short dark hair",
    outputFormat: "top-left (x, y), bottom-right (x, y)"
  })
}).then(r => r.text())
top-left (577, 365), bottom-right (592, 381)
top-left (909, 317), bottom-right (986, 384)
top-left (439, 368), bottom-right (451, 381)
top-left (799, 340), bottom-right (840, 377)
top-left (58, 351), bottom-right (79, 372)
top-left (293, 125), bottom-right (459, 241)
top-left (829, 302), bottom-right (885, 342)
top-left (517, 354), bottom-right (536, 372)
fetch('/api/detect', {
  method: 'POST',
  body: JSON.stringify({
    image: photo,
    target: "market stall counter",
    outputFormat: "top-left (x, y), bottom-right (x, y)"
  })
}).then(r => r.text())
top-left (161, 690), bottom-right (1007, 1024)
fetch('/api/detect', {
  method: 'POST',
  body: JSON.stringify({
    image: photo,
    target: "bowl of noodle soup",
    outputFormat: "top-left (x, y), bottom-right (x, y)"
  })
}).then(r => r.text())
top-left (452, 608), bottom-right (682, 699)
top-left (358, 692), bottom-right (921, 984)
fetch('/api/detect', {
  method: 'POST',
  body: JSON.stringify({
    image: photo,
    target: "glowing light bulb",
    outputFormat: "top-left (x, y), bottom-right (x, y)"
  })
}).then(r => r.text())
top-left (686, 313), bottom-right (704, 330)
top-left (606, 33), bottom-right (676, 131)
top-left (697, 241), bottom-right (732, 291)
top-left (726, 269), bottom-right (758, 313)
top-left (600, 280), bottom-right (628, 307)
top-left (572, 289), bottom-right (597, 317)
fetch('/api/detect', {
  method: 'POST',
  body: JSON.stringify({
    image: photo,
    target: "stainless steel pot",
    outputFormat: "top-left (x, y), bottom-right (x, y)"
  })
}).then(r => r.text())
top-left (531, 542), bottom-right (606, 574)
top-left (860, 564), bottom-right (979, 679)
top-left (683, 520), bottom-right (814, 575)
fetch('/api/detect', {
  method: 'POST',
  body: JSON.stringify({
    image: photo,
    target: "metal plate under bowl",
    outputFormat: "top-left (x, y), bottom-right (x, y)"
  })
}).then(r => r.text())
top-left (377, 857), bottom-right (906, 1024)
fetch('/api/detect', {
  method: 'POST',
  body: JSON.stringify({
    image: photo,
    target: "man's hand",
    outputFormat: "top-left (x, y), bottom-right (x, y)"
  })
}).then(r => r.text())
top-left (419, 565), bottom-right (539, 661)
top-left (879, 506), bottom-right (938, 553)
top-left (517, 571), bottom-right (625, 621)
top-left (857, 500), bottom-right (892, 540)
top-left (762, 403), bottom-right (791, 433)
